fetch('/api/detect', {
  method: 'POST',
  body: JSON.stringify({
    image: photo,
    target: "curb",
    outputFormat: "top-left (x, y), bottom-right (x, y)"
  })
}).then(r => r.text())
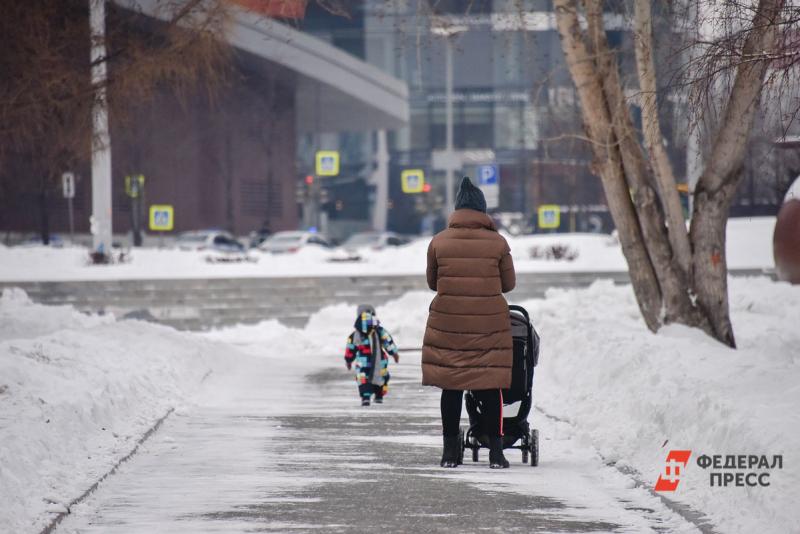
top-left (39, 407), bottom-right (175, 534)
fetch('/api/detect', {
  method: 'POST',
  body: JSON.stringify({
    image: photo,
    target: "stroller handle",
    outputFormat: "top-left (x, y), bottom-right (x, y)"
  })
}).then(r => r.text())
top-left (508, 304), bottom-right (530, 322)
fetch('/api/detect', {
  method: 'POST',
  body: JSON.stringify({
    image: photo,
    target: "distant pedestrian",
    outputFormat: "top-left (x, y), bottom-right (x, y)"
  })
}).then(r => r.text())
top-left (423, 177), bottom-right (516, 468)
top-left (344, 305), bottom-right (399, 406)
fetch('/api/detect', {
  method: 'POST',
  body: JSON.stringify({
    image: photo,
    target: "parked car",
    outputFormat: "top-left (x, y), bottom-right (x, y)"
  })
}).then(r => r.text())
top-left (205, 234), bottom-right (257, 263)
top-left (328, 231), bottom-right (411, 262)
top-left (492, 212), bottom-right (533, 236)
top-left (341, 231), bottom-right (410, 251)
top-left (176, 230), bottom-right (238, 251)
top-left (258, 231), bottom-right (332, 254)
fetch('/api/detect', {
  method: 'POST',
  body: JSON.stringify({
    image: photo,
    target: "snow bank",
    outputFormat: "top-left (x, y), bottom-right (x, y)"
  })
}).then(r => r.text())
top-left (0, 217), bottom-right (774, 282)
top-left (0, 289), bottom-right (226, 533)
top-left (523, 277), bottom-right (800, 534)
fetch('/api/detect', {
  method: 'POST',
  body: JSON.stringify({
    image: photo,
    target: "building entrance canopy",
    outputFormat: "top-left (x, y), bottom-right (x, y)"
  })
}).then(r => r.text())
top-left (115, 0), bottom-right (409, 133)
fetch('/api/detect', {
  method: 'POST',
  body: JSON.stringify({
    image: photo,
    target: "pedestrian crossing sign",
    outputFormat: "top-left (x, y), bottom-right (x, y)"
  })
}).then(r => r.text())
top-left (315, 151), bottom-right (340, 176)
top-left (149, 205), bottom-right (174, 231)
top-left (401, 169), bottom-right (425, 194)
top-left (537, 204), bottom-right (561, 229)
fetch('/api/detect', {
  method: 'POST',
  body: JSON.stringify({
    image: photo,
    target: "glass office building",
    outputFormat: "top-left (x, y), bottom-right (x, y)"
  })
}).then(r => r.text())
top-left (296, 0), bottom-right (787, 237)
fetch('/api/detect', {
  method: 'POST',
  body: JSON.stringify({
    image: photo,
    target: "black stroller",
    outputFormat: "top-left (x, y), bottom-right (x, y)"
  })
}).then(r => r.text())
top-left (461, 305), bottom-right (541, 466)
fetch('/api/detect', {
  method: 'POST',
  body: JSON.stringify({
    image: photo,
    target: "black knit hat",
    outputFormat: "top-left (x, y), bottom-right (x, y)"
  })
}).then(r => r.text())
top-left (454, 176), bottom-right (487, 213)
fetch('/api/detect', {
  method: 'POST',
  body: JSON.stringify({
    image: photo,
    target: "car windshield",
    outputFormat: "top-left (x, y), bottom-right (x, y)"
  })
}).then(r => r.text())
top-left (344, 233), bottom-right (381, 247)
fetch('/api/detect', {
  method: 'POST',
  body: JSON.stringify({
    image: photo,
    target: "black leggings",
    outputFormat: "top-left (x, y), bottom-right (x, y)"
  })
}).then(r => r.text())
top-left (441, 389), bottom-right (502, 437)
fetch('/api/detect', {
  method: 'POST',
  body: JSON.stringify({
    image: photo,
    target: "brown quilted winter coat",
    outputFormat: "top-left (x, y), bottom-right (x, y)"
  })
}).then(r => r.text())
top-left (422, 209), bottom-right (516, 390)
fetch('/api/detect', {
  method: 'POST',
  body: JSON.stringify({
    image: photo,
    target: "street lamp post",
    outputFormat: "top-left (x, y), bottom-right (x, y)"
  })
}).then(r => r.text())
top-left (90, 0), bottom-right (113, 257)
top-left (444, 36), bottom-right (455, 217)
top-left (431, 23), bottom-right (467, 219)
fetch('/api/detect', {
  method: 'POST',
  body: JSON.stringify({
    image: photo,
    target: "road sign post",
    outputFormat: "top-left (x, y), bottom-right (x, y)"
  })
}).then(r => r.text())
top-left (149, 204), bottom-right (174, 248)
top-left (126, 174), bottom-right (146, 247)
top-left (401, 169), bottom-right (425, 194)
top-left (315, 151), bottom-right (340, 177)
top-left (62, 172), bottom-right (76, 243)
top-left (477, 164), bottom-right (499, 210)
top-left (538, 204), bottom-right (561, 230)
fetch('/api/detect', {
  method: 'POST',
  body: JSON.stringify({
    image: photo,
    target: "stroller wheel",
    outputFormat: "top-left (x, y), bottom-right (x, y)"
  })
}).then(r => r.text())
top-left (458, 428), bottom-right (465, 465)
top-left (530, 429), bottom-right (539, 467)
top-left (521, 448), bottom-right (529, 464)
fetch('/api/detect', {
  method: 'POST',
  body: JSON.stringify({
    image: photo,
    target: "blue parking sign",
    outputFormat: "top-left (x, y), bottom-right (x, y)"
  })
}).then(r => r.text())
top-left (477, 164), bottom-right (498, 186)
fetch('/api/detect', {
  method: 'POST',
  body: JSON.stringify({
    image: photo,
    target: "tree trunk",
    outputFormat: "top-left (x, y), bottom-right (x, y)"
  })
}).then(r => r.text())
top-left (554, 0), bottom-right (662, 331)
top-left (632, 0), bottom-right (693, 276)
top-left (581, 0), bottom-right (706, 329)
top-left (690, 181), bottom-right (739, 346)
top-left (690, 0), bottom-right (784, 347)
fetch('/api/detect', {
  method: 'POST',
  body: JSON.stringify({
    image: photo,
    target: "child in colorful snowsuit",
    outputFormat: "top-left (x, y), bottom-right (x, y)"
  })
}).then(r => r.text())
top-left (344, 305), bottom-right (399, 406)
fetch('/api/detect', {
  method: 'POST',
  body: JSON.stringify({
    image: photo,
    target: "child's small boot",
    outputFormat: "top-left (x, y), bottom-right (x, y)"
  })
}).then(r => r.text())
top-left (440, 435), bottom-right (460, 468)
top-left (489, 436), bottom-right (509, 469)
top-left (374, 384), bottom-right (387, 404)
top-left (361, 397), bottom-right (370, 407)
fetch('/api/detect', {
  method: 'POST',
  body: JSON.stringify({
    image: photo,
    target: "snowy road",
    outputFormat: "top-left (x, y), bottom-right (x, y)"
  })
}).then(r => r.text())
top-left (57, 344), bottom-right (701, 534)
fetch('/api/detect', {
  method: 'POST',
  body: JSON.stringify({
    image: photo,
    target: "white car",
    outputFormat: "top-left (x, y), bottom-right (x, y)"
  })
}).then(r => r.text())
top-left (328, 231), bottom-right (411, 262)
top-left (176, 230), bottom-right (239, 251)
top-left (258, 231), bottom-right (332, 254)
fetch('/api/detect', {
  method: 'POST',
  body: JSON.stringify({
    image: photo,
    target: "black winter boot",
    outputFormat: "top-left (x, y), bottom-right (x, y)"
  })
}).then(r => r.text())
top-left (489, 436), bottom-right (509, 469)
top-left (440, 435), bottom-right (461, 468)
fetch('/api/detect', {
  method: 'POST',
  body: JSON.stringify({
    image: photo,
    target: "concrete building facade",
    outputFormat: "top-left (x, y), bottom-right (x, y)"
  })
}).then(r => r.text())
top-left (0, 0), bottom-right (408, 241)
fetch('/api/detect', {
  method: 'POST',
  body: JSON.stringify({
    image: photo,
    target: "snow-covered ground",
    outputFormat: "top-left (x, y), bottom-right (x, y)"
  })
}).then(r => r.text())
top-left (0, 289), bottom-right (228, 533)
top-left (2, 272), bottom-right (798, 533)
top-left (0, 217), bottom-right (775, 281)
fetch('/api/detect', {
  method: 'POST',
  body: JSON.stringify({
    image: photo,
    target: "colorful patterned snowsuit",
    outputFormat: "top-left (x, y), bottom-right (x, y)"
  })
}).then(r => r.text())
top-left (344, 311), bottom-right (399, 401)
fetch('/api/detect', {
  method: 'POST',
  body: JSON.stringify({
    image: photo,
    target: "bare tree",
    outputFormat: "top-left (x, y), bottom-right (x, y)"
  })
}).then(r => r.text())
top-left (552, 0), bottom-right (786, 346)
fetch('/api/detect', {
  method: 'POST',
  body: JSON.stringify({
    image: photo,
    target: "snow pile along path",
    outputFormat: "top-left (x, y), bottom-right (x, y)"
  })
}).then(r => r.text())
top-left (525, 277), bottom-right (800, 534)
top-left (0, 289), bottom-right (227, 533)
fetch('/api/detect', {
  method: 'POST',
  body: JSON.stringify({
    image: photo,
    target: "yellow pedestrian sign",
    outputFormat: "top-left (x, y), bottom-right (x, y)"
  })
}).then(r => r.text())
top-left (315, 151), bottom-right (340, 176)
top-left (401, 169), bottom-right (425, 194)
top-left (538, 204), bottom-right (561, 229)
top-left (149, 205), bottom-right (174, 231)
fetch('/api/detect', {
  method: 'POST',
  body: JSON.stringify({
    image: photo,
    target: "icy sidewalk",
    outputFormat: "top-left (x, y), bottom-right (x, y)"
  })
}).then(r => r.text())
top-left (57, 345), bottom-right (699, 533)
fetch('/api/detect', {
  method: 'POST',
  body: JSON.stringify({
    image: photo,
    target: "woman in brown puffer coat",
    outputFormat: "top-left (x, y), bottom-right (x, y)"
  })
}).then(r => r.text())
top-left (423, 177), bottom-right (515, 469)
